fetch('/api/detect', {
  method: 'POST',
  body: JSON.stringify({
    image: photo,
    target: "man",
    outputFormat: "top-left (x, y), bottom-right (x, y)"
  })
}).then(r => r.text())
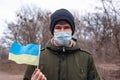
top-left (24, 8), bottom-right (100, 80)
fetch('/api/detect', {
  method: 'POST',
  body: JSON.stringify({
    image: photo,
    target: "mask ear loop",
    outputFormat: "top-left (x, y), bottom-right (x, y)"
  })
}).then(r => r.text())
top-left (51, 38), bottom-right (60, 46)
top-left (69, 39), bottom-right (76, 47)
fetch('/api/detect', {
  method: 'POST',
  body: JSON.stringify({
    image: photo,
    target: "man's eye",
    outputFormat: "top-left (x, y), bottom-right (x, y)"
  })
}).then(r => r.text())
top-left (55, 27), bottom-right (61, 29)
top-left (64, 26), bottom-right (70, 29)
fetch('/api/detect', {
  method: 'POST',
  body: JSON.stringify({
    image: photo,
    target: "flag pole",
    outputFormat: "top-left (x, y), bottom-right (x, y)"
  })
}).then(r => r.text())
top-left (37, 45), bottom-right (41, 69)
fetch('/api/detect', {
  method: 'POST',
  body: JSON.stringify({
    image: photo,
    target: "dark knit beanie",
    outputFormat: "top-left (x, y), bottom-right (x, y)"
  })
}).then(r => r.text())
top-left (50, 8), bottom-right (75, 35)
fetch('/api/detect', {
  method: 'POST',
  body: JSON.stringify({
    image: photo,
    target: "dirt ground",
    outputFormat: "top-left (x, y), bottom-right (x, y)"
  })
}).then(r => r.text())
top-left (0, 60), bottom-right (26, 80)
top-left (0, 72), bottom-right (23, 80)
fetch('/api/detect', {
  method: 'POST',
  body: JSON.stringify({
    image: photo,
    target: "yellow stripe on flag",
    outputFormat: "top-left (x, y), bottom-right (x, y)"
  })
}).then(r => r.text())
top-left (9, 53), bottom-right (39, 65)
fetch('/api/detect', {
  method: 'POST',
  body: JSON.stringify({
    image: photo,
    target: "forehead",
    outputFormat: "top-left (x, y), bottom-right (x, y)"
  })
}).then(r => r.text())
top-left (56, 21), bottom-right (69, 25)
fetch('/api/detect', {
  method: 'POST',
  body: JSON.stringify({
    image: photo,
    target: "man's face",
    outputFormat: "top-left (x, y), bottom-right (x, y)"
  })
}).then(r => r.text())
top-left (54, 21), bottom-right (72, 33)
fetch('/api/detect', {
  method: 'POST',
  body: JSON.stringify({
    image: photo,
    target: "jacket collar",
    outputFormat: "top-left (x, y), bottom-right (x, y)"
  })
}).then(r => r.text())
top-left (45, 40), bottom-right (80, 55)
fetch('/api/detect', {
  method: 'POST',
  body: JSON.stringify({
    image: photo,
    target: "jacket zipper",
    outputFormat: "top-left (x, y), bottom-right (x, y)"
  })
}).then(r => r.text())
top-left (63, 47), bottom-right (65, 52)
top-left (58, 47), bottom-right (65, 80)
top-left (58, 55), bottom-right (62, 80)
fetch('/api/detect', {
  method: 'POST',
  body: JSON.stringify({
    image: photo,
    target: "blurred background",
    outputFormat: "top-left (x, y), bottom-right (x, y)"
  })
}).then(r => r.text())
top-left (0, 0), bottom-right (120, 80)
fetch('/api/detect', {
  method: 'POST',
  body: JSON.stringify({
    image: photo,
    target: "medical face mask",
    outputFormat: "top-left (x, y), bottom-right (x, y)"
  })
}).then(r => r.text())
top-left (54, 32), bottom-right (72, 45)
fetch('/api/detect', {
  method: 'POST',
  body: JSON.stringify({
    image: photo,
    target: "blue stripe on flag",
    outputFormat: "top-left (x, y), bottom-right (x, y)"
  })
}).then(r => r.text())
top-left (9, 42), bottom-right (40, 56)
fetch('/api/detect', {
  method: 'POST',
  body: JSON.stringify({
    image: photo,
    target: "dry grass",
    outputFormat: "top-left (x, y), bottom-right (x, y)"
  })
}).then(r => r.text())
top-left (97, 63), bottom-right (120, 80)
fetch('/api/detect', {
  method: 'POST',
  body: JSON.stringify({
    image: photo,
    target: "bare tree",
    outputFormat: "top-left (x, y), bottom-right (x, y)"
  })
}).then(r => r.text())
top-left (100, 0), bottom-right (120, 54)
top-left (81, 0), bottom-right (120, 61)
top-left (3, 5), bottom-right (51, 48)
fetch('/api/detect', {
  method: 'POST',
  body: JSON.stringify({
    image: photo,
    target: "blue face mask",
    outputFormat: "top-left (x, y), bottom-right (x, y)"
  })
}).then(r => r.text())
top-left (54, 32), bottom-right (72, 45)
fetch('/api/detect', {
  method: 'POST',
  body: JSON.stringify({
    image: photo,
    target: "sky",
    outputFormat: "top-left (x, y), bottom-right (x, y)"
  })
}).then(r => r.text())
top-left (0, 0), bottom-right (99, 37)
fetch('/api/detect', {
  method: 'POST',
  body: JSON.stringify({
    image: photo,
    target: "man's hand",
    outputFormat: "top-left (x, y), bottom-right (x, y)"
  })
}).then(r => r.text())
top-left (31, 69), bottom-right (47, 80)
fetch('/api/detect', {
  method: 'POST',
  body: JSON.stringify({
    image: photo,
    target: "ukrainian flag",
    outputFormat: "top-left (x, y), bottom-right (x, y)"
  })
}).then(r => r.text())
top-left (9, 42), bottom-right (40, 66)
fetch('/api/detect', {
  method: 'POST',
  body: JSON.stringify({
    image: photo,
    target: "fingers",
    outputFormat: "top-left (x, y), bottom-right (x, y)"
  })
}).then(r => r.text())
top-left (38, 72), bottom-right (47, 80)
top-left (31, 69), bottom-right (39, 79)
top-left (31, 69), bottom-right (47, 80)
top-left (32, 69), bottom-right (39, 77)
